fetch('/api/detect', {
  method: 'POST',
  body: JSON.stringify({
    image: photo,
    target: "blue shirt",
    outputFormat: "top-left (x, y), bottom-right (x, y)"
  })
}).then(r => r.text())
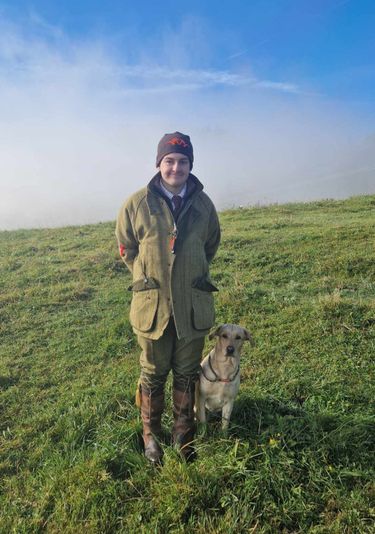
top-left (159, 180), bottom-right (187, 210)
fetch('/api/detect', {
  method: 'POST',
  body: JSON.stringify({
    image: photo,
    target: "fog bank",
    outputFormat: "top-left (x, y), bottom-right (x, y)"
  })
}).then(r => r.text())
top-left (1, 19), bottom-right (374, 230)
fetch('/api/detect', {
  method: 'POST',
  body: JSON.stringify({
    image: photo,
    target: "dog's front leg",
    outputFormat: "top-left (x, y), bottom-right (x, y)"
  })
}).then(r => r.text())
top-left (197, 391), bottom-right (207, 424)
top-left (221, 400), bottom-right (234, 431)
top-left (196, 391), bottom-right (208, 436)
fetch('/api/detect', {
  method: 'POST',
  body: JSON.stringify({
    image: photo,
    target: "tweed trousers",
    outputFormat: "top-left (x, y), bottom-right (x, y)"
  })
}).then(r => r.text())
top-left (137, 316), bottom-right (205, 392)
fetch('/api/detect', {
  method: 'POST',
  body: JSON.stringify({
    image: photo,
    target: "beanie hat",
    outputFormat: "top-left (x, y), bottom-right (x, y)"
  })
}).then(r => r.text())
top-left (156, 131), bottom-right (194, 169)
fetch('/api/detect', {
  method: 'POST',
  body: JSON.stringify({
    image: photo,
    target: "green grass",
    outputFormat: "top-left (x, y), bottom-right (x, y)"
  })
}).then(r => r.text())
top-left (1, 194), bottom-right (374, 533)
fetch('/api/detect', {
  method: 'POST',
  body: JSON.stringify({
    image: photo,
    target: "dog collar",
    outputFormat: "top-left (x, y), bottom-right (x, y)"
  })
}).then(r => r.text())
top-left (201, 354), bottom-right (240, 383)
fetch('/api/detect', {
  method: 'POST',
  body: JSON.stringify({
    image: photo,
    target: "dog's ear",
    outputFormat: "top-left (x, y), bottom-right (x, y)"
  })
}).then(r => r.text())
top-left (209, 325), bottom-right (223, 340)
top-left (243, 328), bottom-right (255, 346)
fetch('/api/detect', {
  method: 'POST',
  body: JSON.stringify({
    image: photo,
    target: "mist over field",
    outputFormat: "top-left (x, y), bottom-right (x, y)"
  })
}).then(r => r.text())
top-left (1, 16), bottom-right (375, 230)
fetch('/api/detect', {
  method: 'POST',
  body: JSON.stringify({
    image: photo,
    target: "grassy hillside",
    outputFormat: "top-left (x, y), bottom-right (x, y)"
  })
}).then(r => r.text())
top-left (0, 195), bottom-right (374, 533)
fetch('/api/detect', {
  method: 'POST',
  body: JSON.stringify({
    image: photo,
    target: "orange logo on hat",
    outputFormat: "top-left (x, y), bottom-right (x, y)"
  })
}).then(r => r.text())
top-left (166, 137), bottom-right (189, 148)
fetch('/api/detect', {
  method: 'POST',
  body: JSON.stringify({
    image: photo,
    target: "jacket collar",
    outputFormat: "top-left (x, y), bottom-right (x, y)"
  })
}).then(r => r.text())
top-left (146, 172), bottom-right (203, 216)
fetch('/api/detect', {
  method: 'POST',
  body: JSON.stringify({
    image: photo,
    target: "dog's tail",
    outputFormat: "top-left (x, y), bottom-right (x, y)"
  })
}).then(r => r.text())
top-left (135, 379), bottom-right (142, 409)
top-left (194, 375), bottom-right (200, 419)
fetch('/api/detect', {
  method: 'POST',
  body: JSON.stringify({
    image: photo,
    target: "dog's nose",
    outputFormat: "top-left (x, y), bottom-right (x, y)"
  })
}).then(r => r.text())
top-left (226, 345), bottom-right (235, 354)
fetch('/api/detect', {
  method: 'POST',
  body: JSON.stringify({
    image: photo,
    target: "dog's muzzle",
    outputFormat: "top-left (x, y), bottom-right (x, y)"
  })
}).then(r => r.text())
top-left (226, 346), bottom-right (235, 356)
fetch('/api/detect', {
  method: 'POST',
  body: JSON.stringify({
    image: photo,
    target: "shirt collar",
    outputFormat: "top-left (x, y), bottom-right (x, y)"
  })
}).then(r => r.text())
top-left (159, 179), bottom-right (187, 200)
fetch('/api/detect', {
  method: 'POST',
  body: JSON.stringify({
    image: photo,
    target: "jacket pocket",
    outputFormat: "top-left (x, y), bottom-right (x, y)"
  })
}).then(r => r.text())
top-left (129, 277), bottom-right (159, 333)
top-left (192, 276), bottom-right (219, 292)
top-left (191, 287), bottom-right (215, 330)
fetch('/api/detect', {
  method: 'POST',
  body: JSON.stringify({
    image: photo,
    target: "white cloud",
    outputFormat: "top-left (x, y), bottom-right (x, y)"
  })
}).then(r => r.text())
top-left (0, 15), bottom-right (300, 95)
top-left (115, 65), bottom-right (300, 93)
top-left (0, 16), bottom-right (374, 229)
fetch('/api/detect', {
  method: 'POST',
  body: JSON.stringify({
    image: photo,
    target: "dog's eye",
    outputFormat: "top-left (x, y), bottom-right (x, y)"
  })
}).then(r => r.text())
top-left (222, 334), bottom-right (228, 338)
top-left (235, 335), bottom-right (241, 340)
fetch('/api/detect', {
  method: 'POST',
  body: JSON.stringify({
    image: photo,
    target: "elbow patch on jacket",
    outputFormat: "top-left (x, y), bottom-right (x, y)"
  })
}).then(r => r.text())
top-left (119, 244), bottom-right (126, 257)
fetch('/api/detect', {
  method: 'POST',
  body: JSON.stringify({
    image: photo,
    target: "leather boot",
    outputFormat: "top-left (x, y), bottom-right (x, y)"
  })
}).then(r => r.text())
top-left (140, 384), bottom-right (164, 464)
top-left (172, 382), bottom-right (197, 462)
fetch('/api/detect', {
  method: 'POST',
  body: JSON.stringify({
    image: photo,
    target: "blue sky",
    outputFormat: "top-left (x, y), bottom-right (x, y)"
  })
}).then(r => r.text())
top-left (3, 0), bottom-right (375, 102)
top-left (1, 0), bottom-right (375, 228)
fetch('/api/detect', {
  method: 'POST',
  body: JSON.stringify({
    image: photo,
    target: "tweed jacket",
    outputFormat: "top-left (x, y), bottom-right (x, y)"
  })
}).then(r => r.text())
top-left (115, 172), bottom-right (221, 340)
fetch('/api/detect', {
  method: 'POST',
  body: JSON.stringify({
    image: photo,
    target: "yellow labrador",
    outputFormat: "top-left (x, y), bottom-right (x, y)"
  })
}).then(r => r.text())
top-left (196, 324), bottom-right (252, 430)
